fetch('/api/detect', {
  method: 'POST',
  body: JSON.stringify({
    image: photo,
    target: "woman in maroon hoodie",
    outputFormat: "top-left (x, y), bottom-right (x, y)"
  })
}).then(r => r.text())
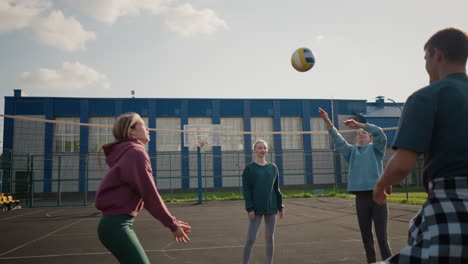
top-left (96, 113), bottom-right (191, 264)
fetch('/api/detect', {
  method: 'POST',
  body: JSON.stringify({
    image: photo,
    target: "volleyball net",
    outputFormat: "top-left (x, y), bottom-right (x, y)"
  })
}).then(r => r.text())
top-left (0, 114), bottom-right (424, 207)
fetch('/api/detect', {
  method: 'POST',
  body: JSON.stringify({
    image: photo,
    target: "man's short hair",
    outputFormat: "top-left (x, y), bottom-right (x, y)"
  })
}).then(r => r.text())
top-left (424, 27), bottom-right (468, 64)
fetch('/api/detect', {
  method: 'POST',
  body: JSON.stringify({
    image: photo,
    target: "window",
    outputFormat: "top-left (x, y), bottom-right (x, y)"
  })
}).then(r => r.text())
top-left (54, 117), bottom-right (80, 153)
top-left (156, 117), bottom-right (181, 151)
top-left (251, 117), bottom-right (274, 151)
top-left (281, 117), bottom-right (303, 150)
top-left (310, 117), bottom-right (330, 149)
top-left (89, 117), bottom-right (114, 152)
top-left (220, 117), bottom-right (244, 151)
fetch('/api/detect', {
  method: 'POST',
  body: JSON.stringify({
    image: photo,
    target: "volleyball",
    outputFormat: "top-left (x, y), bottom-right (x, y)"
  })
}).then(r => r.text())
top-left (291, 47), bottom-right (315, 72)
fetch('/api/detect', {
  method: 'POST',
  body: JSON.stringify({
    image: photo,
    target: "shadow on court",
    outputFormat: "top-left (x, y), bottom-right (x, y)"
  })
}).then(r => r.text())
top-left (0, 197), bottom-right (420, 263)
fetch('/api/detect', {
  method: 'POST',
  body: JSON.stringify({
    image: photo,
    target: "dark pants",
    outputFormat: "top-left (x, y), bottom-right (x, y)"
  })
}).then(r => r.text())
top-left (97, 215), bottom-right (150, 264)
top-left (355, 191), bottom-right (392, 263)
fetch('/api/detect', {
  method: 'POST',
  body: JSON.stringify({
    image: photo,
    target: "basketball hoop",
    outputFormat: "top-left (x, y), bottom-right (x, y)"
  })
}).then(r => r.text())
top-left (198, 141), bottom-right (209, 148)
top-left (183, 124), bottom-right (221, 150)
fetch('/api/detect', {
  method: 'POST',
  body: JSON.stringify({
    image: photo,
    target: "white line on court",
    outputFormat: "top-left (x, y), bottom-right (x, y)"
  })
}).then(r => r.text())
top-left (0, 209), bottom-right (47, 221)
top-left (46, 209), bottom-right (65, 217)
top-left (0, 218), bottom-right (87, 257)
top-left (0, 241), bottom-right (325, 260)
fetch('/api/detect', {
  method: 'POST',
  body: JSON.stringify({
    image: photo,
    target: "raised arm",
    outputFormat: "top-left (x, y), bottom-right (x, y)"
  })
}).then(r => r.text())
top-left (364, 123), bottom-right (387, 158)
top-left (319, 108), bottom-right (353, 160)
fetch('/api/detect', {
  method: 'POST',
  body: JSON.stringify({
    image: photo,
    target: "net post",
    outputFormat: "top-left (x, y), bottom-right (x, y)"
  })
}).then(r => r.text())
top-left (197, 145), bottom-right (203, 204)
top-left (58, 155), bottom-right (62, 206)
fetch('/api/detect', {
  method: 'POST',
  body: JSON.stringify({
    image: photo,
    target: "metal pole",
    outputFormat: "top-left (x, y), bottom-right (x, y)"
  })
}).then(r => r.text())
top-left (84, 154), bottom-right (88, 206)
top-left (387, 98), bottom-right (407, 200)
top-left (169, 153), bottom-right (173, 202)
top-left (238, 151), bottom-right (241, 197)
top-left (58, 156), bottom-right (61, 206)
top-left (9, 151), bottom-right (13, 195)
top-left (197, 146), bottom-right (202, 204)
top-left (28, 154), bottom-right (33, 208)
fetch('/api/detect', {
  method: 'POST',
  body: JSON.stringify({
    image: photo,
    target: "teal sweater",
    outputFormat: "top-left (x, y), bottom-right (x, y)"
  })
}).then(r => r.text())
top-left (242, 162), bottom-right (284, 214)
top-left (328, 124), bottom-right (387, 192)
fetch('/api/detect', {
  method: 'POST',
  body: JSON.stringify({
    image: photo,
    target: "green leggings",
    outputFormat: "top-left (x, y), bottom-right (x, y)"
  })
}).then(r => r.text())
top-left (98, 215), bottom-right (150, 264)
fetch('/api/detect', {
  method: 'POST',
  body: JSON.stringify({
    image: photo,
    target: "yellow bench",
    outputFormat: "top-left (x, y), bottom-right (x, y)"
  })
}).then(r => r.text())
top-left (0, 196), bottom-right (10, 211)
top-left (0, 195), bottom-right (21, 211)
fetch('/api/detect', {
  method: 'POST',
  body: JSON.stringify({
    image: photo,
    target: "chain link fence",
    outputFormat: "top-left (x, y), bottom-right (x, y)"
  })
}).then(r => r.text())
top-left (1, 148), bottom-right (424, 207)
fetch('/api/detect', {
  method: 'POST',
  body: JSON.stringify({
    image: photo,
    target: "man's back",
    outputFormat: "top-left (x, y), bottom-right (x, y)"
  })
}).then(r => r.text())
top-left (393, 73), bottom-right (468, 186)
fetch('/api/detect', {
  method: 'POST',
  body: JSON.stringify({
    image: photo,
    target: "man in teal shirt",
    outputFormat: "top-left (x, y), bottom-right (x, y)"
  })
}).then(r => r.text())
top-left (374, 27), bottom-right (468, 263)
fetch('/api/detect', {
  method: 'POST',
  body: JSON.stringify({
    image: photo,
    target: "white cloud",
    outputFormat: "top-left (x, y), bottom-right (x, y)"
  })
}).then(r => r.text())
top-left (67, 0), bottom-right (167, 24)
top-left (18, 62), bottom-right (110, 90)
top-left (0, 0), bottom-right (51, 33)
top-left (316, 35), bottom-right (325, 41)
top-left (0, 1), bottom-right (95, 51)
top-left (33, 10), bottom-right (96, 52)
top-left (68, 0), bottom-right (227, 36)
top-left (163, 4), bottom-right (227, 37)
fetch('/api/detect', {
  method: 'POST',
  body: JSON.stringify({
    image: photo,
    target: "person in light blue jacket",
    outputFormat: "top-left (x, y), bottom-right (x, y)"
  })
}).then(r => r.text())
top-left (319, 107), bottom-right (392, 264)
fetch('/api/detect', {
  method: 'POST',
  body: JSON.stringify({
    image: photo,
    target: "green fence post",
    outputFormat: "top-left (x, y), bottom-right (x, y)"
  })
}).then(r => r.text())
top-left (169, 152), bottom-right (173, 202)
top-left (9, 151), bottom-right (13, 195)
top-left (238, 151), bottom-right (241, 197)
top-left (58, 155), bottom-right (62, 206)
top-left (28, 154), bottom-right (34, 208)
top-left (84, 154), bottom-right (88, 206)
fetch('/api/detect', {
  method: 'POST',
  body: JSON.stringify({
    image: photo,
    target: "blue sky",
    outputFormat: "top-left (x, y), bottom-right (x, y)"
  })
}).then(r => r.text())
top-left (1, 0), bottom-right (467, 147)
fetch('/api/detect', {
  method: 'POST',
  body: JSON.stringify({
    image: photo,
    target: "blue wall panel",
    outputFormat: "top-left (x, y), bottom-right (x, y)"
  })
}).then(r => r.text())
top-left (14, 100), bottom-right (45, 115)
top-left (250, 100), bottom-right (273, 116)
top-left (88, 100), bottom-right (115, 116)
top-left (308, 100), bottom-right (331, 117)
top-left (188, 100), bottom-right (212, 116)
top-left (280, 100), bottom-right (302, 116)
top-left (54, 99), bottom-right (81, 116)
top-left (122, 100), bottom-right (149, 116)
top-left (212, 100), bottom-right (222, 187)
top-left (181, 100), bottom-right (189, 188)
top-left (220, 100), bottom-right (243, 116)
top-left (156, 100), bottom-right (181, 116)
top-left (43, 99), bottom-right (54, 192)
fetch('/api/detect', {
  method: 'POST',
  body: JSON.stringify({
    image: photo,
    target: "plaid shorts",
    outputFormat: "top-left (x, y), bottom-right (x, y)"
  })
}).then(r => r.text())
top-left (386, 177), bottom-right (468, 264)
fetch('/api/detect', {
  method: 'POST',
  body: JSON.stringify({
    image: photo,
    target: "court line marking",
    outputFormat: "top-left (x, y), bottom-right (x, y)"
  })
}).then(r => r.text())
top-left (46, 209), bottom-right (65, 217)
top-left (0, 218), bottom-right (87, 257)
top-left (0, 209), bottom-right (47, 221)
top-left (0, 241), bottom-right (324, 260)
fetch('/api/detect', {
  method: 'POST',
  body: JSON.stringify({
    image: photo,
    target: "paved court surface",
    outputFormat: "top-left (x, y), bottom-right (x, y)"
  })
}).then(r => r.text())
top-left (0, 197), bottom-right (421, 263)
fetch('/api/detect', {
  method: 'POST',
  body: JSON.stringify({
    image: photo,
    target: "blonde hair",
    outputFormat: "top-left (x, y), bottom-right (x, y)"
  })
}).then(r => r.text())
top-left (252, 139), bottom-right (268, 150)
top-left (113, 113), bottom-right (141, 140)
top-left (98, 113), bottom-right (141, 169)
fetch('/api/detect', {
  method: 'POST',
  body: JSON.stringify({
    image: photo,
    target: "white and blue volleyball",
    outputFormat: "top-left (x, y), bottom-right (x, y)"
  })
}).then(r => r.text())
top-left (291, 47), bottom-right (315, 72)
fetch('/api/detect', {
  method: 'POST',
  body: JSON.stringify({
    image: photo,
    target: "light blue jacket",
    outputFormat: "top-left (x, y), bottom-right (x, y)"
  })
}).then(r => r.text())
top-left (328, 124), bottom-right (387, 192)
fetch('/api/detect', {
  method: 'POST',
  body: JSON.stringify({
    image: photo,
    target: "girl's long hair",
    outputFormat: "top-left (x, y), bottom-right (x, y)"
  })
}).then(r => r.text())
top-left (98, 112), bottom-right (141, 170)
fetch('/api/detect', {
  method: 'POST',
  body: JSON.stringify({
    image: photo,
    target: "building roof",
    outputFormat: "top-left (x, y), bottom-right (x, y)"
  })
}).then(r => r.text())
top-left (365, 106), bottom-right (403, 117)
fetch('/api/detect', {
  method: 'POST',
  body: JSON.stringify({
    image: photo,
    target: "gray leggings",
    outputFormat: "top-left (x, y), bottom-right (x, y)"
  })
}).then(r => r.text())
top-left (242, 214), bottom-right (277, 264)
top-left (355, 191), bottom-right (392, 263)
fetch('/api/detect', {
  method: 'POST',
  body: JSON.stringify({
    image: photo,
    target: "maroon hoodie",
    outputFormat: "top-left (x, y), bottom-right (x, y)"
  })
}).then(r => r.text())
top-left (95, 138), bottom-right (178, 232)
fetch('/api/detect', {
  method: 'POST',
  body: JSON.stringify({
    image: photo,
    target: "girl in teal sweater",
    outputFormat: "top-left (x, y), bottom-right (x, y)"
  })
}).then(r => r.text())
top-left (242, 140), bottom-right (284, 264)
top-left (319, 108), bottom-right (392, 263)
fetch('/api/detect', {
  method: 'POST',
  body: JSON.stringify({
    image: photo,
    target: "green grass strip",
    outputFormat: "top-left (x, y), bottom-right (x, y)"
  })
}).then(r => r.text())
top-left (161, 188), bottom-right (428, 205)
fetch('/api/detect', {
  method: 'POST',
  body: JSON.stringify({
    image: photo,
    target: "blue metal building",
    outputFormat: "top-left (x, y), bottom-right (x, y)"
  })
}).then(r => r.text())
top-left (2, 90), bottom-right (403, 194)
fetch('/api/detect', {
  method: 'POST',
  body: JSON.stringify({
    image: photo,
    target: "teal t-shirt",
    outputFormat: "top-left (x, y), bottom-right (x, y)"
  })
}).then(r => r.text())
top-left (242, 162), bottom-right (284, 215)
top-left (392, 73), bottom-right (468, 188)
